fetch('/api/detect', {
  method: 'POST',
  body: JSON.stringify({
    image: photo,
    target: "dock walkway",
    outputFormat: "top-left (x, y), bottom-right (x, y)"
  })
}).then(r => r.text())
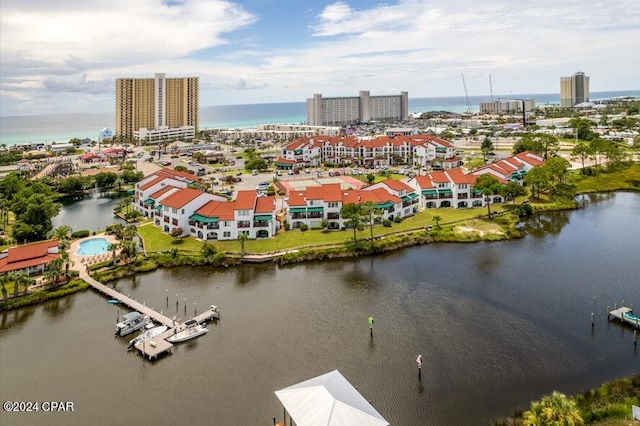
top-left (80, 267), bottom-right (220, 360)
top-left (608, 306), bottom-right (640, 329)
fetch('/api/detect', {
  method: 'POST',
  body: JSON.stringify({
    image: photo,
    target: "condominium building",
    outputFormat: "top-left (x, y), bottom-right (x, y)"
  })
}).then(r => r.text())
top-left (560, 72), bottom-right (590, 107)
top-left (115, 73), bottom-right (199, 141)
top-left (307, 91), bottom-right (409, 126)
top-left (479, 99), bottom-right (535, 115)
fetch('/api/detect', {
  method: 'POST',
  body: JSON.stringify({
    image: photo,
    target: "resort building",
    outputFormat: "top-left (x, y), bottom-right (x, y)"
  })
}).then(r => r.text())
top-left (276, 135), bottom-right (460, 170)
top-left (307, 91), bottom-right (409, 126)
top-left (363, 179), bottom-right (420, 217)
top-left (286, 183), bottom-right (404, 229)
top-left (560, 72), bottom-right (590, 107)
top-left (470, 151), bottom-right (544, 184)
top-left (479, 99), bottom-right (536, 115)
top-left (134, 168), bottom-right (277, 240)
top-left (115, 73), bottom-right (199, 142)
top-left (0, 240), bottom-right (60, 276)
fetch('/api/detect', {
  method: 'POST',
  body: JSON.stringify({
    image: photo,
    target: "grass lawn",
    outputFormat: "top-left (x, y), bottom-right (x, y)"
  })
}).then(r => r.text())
top-left (571, 163), bottom-right (640, 193)
top-left (136, 204), bottom-right (509, 255)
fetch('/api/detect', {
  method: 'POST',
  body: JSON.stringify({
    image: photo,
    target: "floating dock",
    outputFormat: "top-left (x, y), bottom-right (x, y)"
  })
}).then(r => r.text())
top-left (608, 307), bottom-right (640, 329)
top-left (81, 269), bottom-right (219, 360)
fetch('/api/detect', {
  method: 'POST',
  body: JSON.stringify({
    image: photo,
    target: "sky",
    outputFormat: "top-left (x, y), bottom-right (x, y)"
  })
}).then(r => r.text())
top-left (1, 0), bottom-right (639, 116)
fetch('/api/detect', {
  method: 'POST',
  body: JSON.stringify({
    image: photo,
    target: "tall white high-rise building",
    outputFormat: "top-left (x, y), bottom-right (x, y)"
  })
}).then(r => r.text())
top-left (560, 72), bottom-right (590, 107)
top-left (307, 91), bottom-right (408, 126)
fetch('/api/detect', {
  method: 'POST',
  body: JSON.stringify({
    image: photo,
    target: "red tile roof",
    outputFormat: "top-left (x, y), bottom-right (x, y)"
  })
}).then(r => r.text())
top-left (150, 185), bottom-right (177, 199)
top-left (234, 190), bottom-right (256, 210)
top-left (412, 175), bottom-right (435, 189)
top-left (160, 188), bottom-right (205, 209)
top-left (0, 240), bottom-right (60, 273)
top-left (255, 196), bottom-right (275, 213)
top-left (381, 179), bottom-right (414, 193)
top-left (445, 168), bottom-right (473, 184)
top-left (194, 200), bottom-right (236, 221)
top-left (515, 151), bottom-right (545, 166)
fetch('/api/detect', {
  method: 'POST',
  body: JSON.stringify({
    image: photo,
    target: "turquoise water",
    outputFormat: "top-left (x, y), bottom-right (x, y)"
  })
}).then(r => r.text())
top-left (1, 90), bottom-right (638, 146)
top-left (75, 238), bottom-right (109, 256)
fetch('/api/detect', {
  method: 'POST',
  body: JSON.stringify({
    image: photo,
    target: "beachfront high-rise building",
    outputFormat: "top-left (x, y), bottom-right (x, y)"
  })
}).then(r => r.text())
top-left (560, 72), bottom-right (590, 107)
top-left (307, 91), bottom-right (409, 126)
top-left (115, 73), bottom-right (199, 142)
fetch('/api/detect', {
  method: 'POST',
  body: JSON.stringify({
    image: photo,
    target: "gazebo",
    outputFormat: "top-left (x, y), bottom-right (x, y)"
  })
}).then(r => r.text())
top-left (275, 370), bottom-right (389, 426)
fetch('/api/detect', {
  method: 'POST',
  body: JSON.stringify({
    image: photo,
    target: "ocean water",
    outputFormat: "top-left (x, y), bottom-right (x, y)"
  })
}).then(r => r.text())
top-left (1, 90), bottom-right (638, 146)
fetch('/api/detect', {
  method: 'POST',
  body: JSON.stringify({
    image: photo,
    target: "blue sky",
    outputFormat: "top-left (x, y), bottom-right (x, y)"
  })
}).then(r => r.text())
top-left (1, 0), bottom-right (639, 116)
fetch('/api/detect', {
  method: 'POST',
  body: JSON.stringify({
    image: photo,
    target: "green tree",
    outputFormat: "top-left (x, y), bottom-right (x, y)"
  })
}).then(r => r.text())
top-left (513, 133), bottom-right (559, 160)
top-left (360, 201), bottom-right (380, 249)
top-left (340, 202), bottom-right (363, 244)
top-left (366, 173), bottom-right (375, 184)
top-left (51, 225), bottom-right (73, 241)
top-left (0, 275), bottom-right (8, 301)
top-left (201, 242), bottom-right (217, 260)
top-left (237, 233), bottom-right (248, 257)
top-left (119, 240), bottom-right (137, 264)
top-left (524, 166), bottom-right (550, 198)
top-left (523, 391), bottom-right (583, 426)
top-left (44, 258), bottom-right (64, 286)
top-left (432, 215), bottom-right (442, 230)
top-left (481, 137), bottom-right (494, 161)
top-left (568, 117), bottom-right (594, 141)
top-left (473, 174), bottom-right (501, 218)
top-left (544, 157), bottom-right (570, 194)
top-left (571, 142), bottom-right (592, 170)
top-left (170, 227), bottom-right (183, 240)
top-left (499, 182), bottom-right (526, 204)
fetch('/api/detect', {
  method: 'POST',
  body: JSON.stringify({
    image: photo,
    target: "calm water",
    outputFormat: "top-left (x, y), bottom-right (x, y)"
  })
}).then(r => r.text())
top-left (1, 192), bottom-right (639, 426)
top-left (2, 90), bottom-right (639, 145)
top-left (52, 190), bottom-right (126, 232)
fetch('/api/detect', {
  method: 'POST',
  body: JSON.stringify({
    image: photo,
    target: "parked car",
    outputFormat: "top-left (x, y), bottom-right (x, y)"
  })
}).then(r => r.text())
top-left (287, 170), bottom-right (294, 175)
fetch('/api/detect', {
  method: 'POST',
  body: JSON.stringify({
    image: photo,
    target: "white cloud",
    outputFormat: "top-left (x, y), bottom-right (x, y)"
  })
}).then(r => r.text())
top-left (1, 0), bottom-right (639, 115)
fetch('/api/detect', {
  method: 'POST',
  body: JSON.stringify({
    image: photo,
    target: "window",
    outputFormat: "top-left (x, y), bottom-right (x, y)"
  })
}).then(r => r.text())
top-left (181, 209), bottom-right (184, 214)
top-left (223, 232), bottom-right (231, 238)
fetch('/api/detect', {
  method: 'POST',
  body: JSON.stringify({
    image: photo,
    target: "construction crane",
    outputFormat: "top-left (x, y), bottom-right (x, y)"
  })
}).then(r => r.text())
top-left (489, 74), bottom-right (494, 102)
top-left (461, 74), bottom-right (472, 114)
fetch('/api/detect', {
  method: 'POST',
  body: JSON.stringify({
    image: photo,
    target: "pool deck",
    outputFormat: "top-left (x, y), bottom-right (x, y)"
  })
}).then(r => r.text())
top-left (68, 233), bottom-right (119, 267)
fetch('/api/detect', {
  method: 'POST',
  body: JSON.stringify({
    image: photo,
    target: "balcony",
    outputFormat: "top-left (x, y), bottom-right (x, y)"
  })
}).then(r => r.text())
top-left (327, 213), bottom-right (340, 220)
top-left (458, 193), bottom-right (469, 199)
top-left (307, 213), bottom-right (323, 219)
top-left (253, 222), bottom-right (269, 228)
top-left (291, 213), bottom-right (307, 219)
top-left (163, 217), bottom-right (170, 224)
top-left (238, 222), bottom-right (251, 228)
top-left (438, 194), bottom-right (453, 199)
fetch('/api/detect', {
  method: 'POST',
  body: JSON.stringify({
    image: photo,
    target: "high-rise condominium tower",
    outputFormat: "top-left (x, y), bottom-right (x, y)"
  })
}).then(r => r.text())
top-left (560, 72), bottom-right (589, 107)
top-left (307, 91), bottom-right (409, 126)
top-left (115, 73), bottom-right (199, 141)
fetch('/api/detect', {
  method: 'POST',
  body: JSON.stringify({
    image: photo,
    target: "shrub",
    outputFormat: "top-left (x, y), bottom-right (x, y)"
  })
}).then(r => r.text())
top-left (284, 222), bottom-right (290, 231)
top-left (394, 216), bottom-right (403, 223)
top-left (71, 230), bottom-right (90, 238)
top-left (382, 219), bottom-right (392, 227)
top-left (515, 203), bottom-right (533, 216)
top-left (300, 224), bottom-right (308, 231)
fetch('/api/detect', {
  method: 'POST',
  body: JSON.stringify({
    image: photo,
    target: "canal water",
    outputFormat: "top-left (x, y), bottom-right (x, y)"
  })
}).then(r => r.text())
top-left (1, 192), bottom-right (639, 426)
top-left (52, 190), bottom-right (126, 232)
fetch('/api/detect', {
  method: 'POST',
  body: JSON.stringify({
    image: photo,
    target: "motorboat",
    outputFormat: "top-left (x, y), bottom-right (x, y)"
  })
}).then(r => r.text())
top-left (127, 326), bottom-right (168, 349)
top-left (115, 312), bottom-right (150, 336)
top-left (622, 310), bottom-right (640, 329)
top-left (166, 319), bottom-right (209, 343)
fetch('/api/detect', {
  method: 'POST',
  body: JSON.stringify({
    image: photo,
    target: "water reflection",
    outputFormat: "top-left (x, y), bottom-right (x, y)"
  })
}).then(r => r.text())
top-left (0, 306), bottom-right (36, 331)
top-left (42, 294), bottom-right (76, 320)
top-left (524, 210), bottom-right (572, 237)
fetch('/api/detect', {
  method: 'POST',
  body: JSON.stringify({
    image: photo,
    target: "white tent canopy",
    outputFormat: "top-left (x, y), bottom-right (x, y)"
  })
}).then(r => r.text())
top-left (275, 370), bottom-right (389, 426)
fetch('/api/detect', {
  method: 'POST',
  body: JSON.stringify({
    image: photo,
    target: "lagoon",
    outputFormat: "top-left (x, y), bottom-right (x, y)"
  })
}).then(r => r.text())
top-left (1, 192), bottom-right (639, 426)
top-left (52, 190), bottom-right (126, 232)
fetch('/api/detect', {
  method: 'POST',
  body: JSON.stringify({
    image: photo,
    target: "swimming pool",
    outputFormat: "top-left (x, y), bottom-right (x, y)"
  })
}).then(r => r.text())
top-left (76, 238), bottom-right (110, 256)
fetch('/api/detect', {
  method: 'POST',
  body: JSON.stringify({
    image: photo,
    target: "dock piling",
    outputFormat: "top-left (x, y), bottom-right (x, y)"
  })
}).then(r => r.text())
top-left (194, 302), bottom-right (197, 316)
top-left (591, 313), bottom-right (594, 328)
top-left (635, 331), bottom-right (637, 347)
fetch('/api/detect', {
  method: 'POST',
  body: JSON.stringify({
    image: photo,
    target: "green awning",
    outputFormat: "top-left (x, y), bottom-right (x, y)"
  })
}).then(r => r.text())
top-left (437, 189), bottom-right (453, 195)
top-left (422, 189), bottom-right (438, 196)
top-left (254, 214), bottom-right (272, 221)
top-left (471, 189), bottom-right (482, 194)
top-left (376, 201), bottom-right (395, 209)
top-left (155, 205), bottom-right (163, 211)
top-left (289, 207), bottom-right (307, 213)
top-left (144, 198), bottom-right (155, 205)
top-left (307, 207), bottom-right (324, 213)
top-left (189, 214), bottom-right (219, 223)
top-left (401, 195), bottom-right (411, 202)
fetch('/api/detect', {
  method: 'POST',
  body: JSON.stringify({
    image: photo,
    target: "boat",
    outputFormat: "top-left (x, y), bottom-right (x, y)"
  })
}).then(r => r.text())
top-left (115, 312), bottom-right (150, 336)
top-left (622, 310), bottom-right (640, 329)
top-left (107, 299), bottom-right (121, 305)
top-left (166, 319), bottom-right (209, 343)
top-left (127, 326), bottom-right (168, 349)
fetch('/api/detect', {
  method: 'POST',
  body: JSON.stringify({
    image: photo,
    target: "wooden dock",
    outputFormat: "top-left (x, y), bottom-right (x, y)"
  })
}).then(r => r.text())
top-left (81, 269), bottom-right (220, 360)
top-left (608, 307), bottom-right (640, 329)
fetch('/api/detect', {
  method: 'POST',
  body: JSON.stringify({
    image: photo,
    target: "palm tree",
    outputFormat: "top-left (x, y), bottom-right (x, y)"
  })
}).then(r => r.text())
top-left (432, 215), bottom-right (442, 230)
top-left (0, 275), bottom-right (8, 301)
top-left (237, 233), bottom-right (248, 257)
top-left (123, 224), bottom-right (137, 240)
top-left (60, 251), bottom-right (74, 277)
top-left (9, 271), bottom-right (30, 296)
top-left (523, 391), bottom-right (583, 426)
top-left (108, 243), bottom-right (119, 266)
top-left (119, 240), bottom-right (137, 264)
top-left (44, 258), bottom-right (64, 287)
top-left (51, 225), bottom-right (73, 241)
